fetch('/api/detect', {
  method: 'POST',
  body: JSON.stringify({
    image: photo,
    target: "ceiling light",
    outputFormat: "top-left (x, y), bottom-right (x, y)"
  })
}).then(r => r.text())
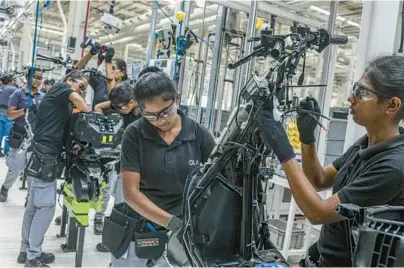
top-left (346, 20), bottom-right (360, 28)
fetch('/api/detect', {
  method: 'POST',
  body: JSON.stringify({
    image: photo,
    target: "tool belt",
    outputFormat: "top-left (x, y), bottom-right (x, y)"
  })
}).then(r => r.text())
top-left (102, 203), bottom-right (168, 260)
top-left (26, 144), bottom-right (65, 182)
top-left (9, 126), bottom-right (26, 149)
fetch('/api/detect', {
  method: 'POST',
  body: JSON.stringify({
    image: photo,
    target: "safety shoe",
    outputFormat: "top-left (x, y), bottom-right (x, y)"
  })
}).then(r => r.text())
top-left (94, 218), bottom-right (104, 235)
top-left (24, 258), bottom-right (49, 267)
top-left (18, 252), bottom-right (55, 265)
top-left (0, 185), bottom-right (8, 202)
top-left (96, 242), bottom-right (110, 253)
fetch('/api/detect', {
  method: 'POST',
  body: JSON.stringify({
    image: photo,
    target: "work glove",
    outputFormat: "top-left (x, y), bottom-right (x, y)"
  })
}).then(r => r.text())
top-left (90, 42), bottom-right (101, 55)
top-left (104, 47), bottom-right (115, 63)
top-left (296, 96), bottom-right (321, 144)
top-left (166, 215), bottom-right (183, 233)
top-left (258, 110), bottom-right (295, 164)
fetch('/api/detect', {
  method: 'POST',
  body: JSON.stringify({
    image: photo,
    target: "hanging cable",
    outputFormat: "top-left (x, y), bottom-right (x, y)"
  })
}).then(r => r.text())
top-left (25, 0), bottom-right (41, 140)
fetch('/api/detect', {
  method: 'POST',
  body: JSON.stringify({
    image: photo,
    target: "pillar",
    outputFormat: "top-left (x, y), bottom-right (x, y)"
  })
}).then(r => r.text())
top-left (343, 0), bottom-right (403, 150)
top-left (66, 1), bottom-right (88, 61)
top-left (18, 23), bottom-right (33, 69)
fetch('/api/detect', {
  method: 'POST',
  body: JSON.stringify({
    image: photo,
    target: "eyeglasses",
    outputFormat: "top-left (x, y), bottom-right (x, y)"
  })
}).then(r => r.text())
top-left (351, 82), bottom-right (394, 101)
top-left (141, 100), bottom-right (176, 121)
top-left (33, 75), bottom-right (43, 80)
top-left (73, 79), bottom-right (87, 92)
top-left (112, 66), bottom-right (120, 71)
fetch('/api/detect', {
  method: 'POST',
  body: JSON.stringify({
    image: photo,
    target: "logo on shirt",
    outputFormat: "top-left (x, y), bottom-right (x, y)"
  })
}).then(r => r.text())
top-left (189, 160), bottom-right (200, 166)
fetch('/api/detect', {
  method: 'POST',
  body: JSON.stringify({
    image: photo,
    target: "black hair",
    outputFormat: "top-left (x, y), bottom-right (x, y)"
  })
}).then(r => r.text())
top-left (138, 66), bottom-right (163, 78)
top-left (134, 71), bottom-right (177, 107)
top-left (109, 83), bottom-right (135, 105)
top-left (0, 74), bottom-right (13, 85)
top-left (113, 58), bottom-right (128, 81)
top-left (63, 70), bottom-right (89, 82)
top-left (25, 67), bottom-right (42, 78)
top-left (365, 55), bottom-right (404, 122)
top-left (44, 79), bottom-right (55, 86)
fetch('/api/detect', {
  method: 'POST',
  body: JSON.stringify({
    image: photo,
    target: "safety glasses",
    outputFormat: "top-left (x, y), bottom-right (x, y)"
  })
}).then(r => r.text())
top-left (112, 102), bottom-right (129, 111)
top-left (352, 82), bottom-right (393, 101)
top-left (112, 66), bottom-right (121, 71)
top-left (141, 100), bottom-right (176, 122)
top-left (73, 79), bottom-right (87, 92)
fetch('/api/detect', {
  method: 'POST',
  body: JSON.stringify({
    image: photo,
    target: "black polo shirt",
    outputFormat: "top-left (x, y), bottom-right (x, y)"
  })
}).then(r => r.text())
top-left (317, 129), bottom-right (404, 266)
top-left (89, 74), bottom-right (108, 109)
top-left (110, 106), bottom-right (142, 129)
top-left (120, 110), bottom-right (216, 219)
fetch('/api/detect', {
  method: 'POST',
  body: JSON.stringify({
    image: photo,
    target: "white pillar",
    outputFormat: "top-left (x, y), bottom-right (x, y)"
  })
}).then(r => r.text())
top-left (18, 23), bottom-right (33, 68)
top-left (66, 1), bottom-right (88, 61)
top-left (343, 0), bottom-right (403, 150)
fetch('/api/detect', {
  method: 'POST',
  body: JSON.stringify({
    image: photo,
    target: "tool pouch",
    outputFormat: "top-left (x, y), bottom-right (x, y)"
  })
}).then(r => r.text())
top-left (9, 129), bottom-right (26, 149)
top-left (102, 203), bottom-right (139, 259)
top-left (134, 230), bottom-right (168, 260)
top-left (26, 151), bottom-right (64, 182)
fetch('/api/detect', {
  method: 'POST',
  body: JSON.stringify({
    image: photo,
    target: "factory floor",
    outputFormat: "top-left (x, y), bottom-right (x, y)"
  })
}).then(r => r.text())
top-left (0, 158), bottom-right (112, 267)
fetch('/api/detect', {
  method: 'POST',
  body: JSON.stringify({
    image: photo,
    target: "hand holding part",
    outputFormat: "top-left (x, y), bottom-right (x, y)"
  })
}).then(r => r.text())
top-left (297, 96), bottom-right (321, 144)
top-left (259, 110), bottom-right (295, 164)
top-left (104, 47), bottom-right (115, 63)
top-left (90, 42), bottom-right (101, 56)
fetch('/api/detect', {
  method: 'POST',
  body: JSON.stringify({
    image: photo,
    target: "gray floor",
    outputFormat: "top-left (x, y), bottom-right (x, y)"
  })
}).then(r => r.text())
top-left (0, 158), bottom-right (113, 267)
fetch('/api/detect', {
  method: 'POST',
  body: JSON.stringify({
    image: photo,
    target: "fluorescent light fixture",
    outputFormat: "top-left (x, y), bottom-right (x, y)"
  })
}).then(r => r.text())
top-left (36, 27), bottom-right (64, 35)
top-left (309, 5), bottom-right (359, 27)
top-left (346, 20), bottom-right (360, 28)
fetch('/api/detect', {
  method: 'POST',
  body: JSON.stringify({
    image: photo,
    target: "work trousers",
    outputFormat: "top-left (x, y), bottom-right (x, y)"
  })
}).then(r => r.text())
top-left (0, 114), bottom-right (11, 154)
top-left (111, 241), bottom-right (169, 267)
top-left (94, 170), bottom-right (124, 220)
top-left (20, 176), bottom-right (57, 261)
top-left (3, 147), bottom-right (30, 190)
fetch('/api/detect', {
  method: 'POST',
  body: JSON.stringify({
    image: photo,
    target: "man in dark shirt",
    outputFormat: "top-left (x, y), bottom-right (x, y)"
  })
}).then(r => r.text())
top-left (17, 70), bottom-right (90, 267)
top-left (0, 68), bottom-right (44, 203)
top-left (0, 75), bottom-right (17, 157)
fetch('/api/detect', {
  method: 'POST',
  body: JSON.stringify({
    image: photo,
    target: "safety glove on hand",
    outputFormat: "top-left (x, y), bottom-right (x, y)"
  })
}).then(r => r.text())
top-left (259, 110), bottom-right (295, 164)
top-left (104, 47), bottom-right (115, 63)
top-left (166, 215), bottom-right (183, 233)
top-left (90, 42), bottom-right (101, 56)
top-left (297, 96), bottom-right (321, 144)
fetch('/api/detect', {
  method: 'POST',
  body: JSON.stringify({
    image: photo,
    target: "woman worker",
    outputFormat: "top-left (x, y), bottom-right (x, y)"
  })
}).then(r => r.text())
top-left (258, 55), bottom-right (404, 267)
top-left (111, 71), bottom-right (216, 266)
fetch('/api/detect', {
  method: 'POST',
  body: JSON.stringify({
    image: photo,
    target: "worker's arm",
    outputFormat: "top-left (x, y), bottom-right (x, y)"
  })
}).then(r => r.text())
top-left (301, 144), bottom-right (338, 191)
top-left (7, 106), bottom-right (24, 120)
top-left (104, 47), bottom-right (115, 93)
top-left (122, 171), bottom-right (172, 227)
top-left (75, 52), bottom-right (93, 70)
top-left (94, 101), bottom-right (112, 114)
top-left (69, 92), bottom-right (90, 113)
top-left (106, 63), bottom-right (115, 93)
top-left (281, 159), bottom-right (344, 225)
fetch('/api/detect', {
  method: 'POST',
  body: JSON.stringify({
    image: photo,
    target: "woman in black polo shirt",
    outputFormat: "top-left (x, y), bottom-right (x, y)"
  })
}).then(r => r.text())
top-left (258, 55), bottom-right (404, 267)
top-left (112, 71), bottom-right (216, 266)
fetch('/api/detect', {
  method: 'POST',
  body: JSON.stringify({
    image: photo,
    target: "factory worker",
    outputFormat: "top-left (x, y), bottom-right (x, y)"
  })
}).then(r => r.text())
top-left (258, 55), bottom-right (404, 267)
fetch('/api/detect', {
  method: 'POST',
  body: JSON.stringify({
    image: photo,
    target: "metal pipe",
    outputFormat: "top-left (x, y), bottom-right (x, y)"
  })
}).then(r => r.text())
top-left (10, 41), bottom-right (15, 71)
top-left (196, 32), bottom-right (215, 123)
top-left (204, 6), bottom-right (227, 130)
top-left (145, 0), bottom-right (159, 67)
top-left (215, 44), bottom-right (229, 134)
top-left (316, 0), bottom-right (339, 165)
top-left (231, 35), bottom-right (245, 110)
top-left (81, 0), bottom-right (91, 57)
top-left (0, 0), bottom-right (35, 37)
top-left (57, 0), bottom-right (67, 58)
top-left (178, 0), bottom-right (193, 100)
top-left (240, 0), bottom-right (258, 88)
top-left (193, 0), bottom-right (208, 120)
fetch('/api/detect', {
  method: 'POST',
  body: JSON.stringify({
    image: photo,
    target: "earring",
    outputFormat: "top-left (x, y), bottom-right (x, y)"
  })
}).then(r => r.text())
top-left (386, 111), bottom-right (391, 115)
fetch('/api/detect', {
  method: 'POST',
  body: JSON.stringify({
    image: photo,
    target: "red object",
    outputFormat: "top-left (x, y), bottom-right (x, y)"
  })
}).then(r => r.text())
top-left (81, 0), bottom-right (91, 57)
top-left (97, 45), bottom-right (108, 66)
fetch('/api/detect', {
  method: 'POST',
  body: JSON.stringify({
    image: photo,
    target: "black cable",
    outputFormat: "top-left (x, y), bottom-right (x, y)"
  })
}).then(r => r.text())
top-left (156, 1), bottom-right (174, 24)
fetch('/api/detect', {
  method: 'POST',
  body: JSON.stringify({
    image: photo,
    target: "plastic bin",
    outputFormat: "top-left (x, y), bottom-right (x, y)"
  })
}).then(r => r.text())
top-left (267, 219), bottom-right (305, 250)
